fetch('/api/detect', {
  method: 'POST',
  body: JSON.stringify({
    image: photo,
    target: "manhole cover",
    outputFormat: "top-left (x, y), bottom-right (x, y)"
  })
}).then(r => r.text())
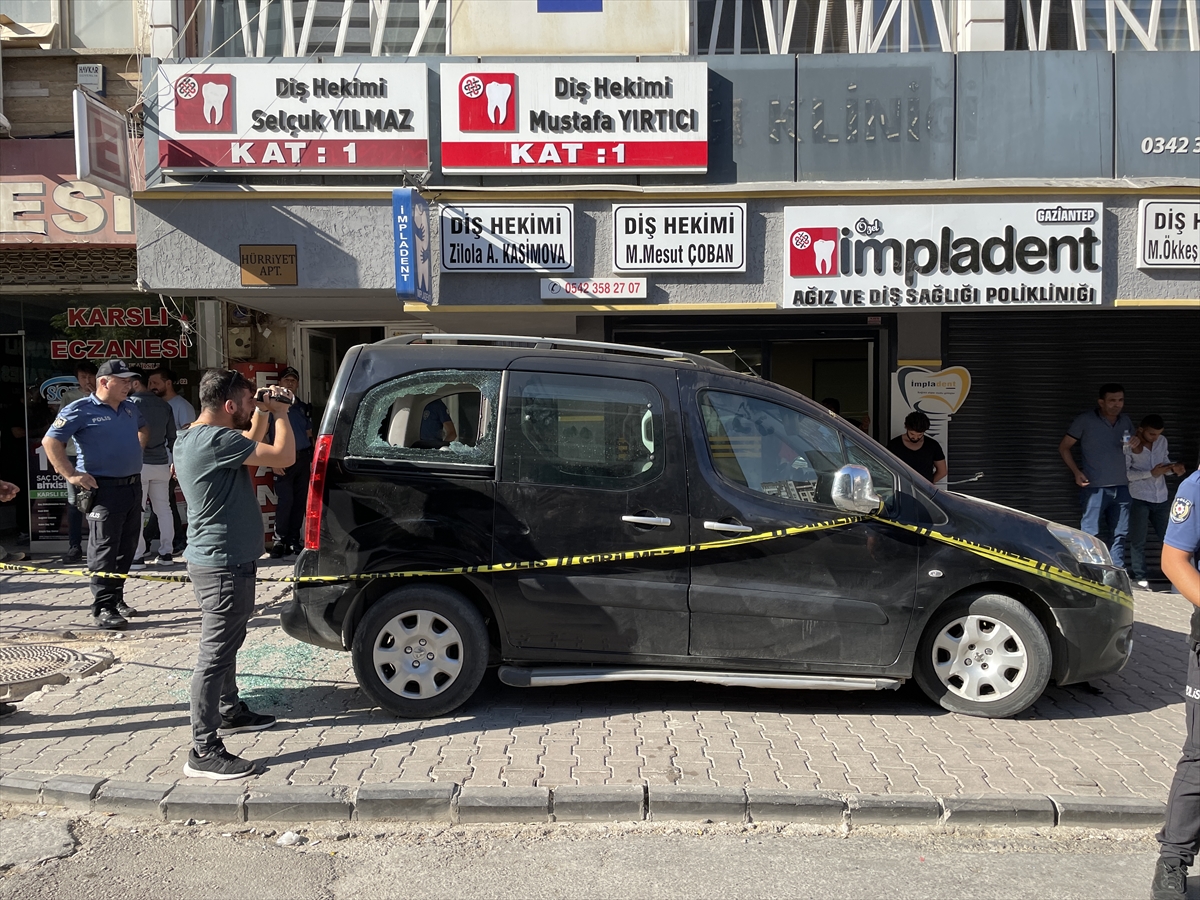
top-left (0, 644), bottom-right (113, 702)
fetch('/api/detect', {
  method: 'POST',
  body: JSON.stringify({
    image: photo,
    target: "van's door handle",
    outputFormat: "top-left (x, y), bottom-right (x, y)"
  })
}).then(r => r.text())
top-left (622, 515), bottom-right (672, 527)
top-left (704, 520), bottom-right (754, 533)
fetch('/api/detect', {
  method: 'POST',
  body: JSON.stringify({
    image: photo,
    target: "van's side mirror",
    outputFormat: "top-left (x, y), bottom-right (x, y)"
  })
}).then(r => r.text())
top-left (831, 464), bottom-right (882, 514)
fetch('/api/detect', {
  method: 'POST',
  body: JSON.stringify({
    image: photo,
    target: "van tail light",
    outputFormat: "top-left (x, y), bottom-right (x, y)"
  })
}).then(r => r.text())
top-left (304, 434), bottom-right (333, 551)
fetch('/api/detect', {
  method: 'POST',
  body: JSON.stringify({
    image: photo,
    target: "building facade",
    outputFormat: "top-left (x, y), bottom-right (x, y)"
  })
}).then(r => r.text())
top-left (2, 0), bottom-right (1198, 554)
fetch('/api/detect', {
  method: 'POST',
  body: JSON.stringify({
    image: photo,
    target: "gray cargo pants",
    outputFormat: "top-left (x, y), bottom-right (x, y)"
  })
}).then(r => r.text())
top-left (188, 561), bottom-right (256, 754)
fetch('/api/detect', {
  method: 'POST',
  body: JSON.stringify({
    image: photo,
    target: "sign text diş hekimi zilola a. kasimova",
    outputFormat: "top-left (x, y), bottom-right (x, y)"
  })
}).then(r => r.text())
top-left (439, 63), bottom-right (707, 173)
top-left (782, 203), bottom-right (1104, 310)
top-left (156, 63), bottom-right (429, 172)
top-left (440, 204), bottom-right (574, 273)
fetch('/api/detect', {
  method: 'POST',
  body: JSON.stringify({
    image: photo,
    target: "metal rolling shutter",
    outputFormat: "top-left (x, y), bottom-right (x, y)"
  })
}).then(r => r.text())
top-left (945, 310), bottom-right (1200, 567)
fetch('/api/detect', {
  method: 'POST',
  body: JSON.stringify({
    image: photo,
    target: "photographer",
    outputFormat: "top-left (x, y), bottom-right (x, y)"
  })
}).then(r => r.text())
top-left (174, 369), bottom-right (294, 780)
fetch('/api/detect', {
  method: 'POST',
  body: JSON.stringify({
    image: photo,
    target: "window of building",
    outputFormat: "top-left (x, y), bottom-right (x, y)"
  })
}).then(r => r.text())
top-left (200, 0), bottom-right (446, 58)
top-left (0, 0), bottom-right (140, 49)
top-left (501, 372), bottom-right (663, 490)
top-left (348, 369), bottom-right (500, 465)
top-left (695, 0), bottom-right (953, 55)
top-left (68, 0), bottom-right (135, 48)
top-left (1007, 0), bottom-right (1195, 51)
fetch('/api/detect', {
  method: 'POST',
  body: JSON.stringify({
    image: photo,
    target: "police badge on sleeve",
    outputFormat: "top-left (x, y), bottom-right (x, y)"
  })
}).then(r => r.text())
top-left (1172, 496), bottom-right (1194, 524)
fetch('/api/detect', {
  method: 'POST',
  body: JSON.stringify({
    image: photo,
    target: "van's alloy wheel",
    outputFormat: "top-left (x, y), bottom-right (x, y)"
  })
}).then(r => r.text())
top-left (352, 585), bottom-right (489, 718)
top-left (914, 592), bottom-right (1051, 719)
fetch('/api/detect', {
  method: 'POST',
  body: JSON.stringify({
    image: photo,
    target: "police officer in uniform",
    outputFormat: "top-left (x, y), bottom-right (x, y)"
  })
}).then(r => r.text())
top-left (42, 360), bottom-right (149, 630)
top-left (1152, 465), bottom-right (1200, 899)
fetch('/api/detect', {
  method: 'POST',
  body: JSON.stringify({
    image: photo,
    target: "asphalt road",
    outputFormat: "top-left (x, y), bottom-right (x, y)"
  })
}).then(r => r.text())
top-left (0, 813), bottom-right (1179, 900)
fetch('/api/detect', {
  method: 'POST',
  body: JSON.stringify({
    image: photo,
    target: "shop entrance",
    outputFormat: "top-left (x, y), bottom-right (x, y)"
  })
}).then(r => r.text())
top-left (297, 324), bottom-right (387, 426)
top-left (608, 317), bottom-right (890, 441)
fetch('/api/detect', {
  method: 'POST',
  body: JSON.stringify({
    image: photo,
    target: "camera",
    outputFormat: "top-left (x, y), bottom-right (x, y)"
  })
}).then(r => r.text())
top-left (256, 387), bottom-right (294, 406)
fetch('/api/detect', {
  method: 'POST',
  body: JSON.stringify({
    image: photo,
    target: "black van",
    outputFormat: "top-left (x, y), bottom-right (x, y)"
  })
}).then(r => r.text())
top-left (281, 335), bottom-right (1133, 720)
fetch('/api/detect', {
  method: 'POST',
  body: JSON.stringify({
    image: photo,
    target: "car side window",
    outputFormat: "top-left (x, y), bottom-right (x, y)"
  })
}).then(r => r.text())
top-left (842, 435), bottom-right (899, 507)
top-left (348, 369), bottom-right (500, 464)
top-left (700, 390), bottom-right (845, 506)
top-left (501, 372), bottom-right (663, 489)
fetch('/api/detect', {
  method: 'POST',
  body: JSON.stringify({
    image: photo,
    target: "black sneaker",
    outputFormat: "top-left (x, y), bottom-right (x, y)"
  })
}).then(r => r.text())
top-left (268, 543), bottom-right (289, 559)
top-left (61, 545), bottom-right (83, 563)
top-left (183, 745), bottom-right (256, 781)
top-left (154, 554), bottom-right (174, 566)
top-left (115, 601), bottom-right (139, 618)
top-left (94, 609), bottom-right (128, 630)
top-left (1152, 858), bottom-right (1188, 900)
top-left (218, 701), bottom-right (276, 736)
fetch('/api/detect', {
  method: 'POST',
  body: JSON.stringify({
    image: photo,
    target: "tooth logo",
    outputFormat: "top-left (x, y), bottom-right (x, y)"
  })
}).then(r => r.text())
top-left (484, 81), bottom-right (512, 125)
top-left (813, 239), bottom-right (836, 274)
top-left (174, 73), bottom-right (234, 133)
top-left (789, 227), bottom-right (840, 277)
top-left (459, 72), bottom-right (516, 132)
top-left (201, 81), bottom-right (229, 125)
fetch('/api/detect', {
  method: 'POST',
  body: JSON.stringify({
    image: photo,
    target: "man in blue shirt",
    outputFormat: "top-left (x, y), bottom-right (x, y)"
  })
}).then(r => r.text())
top-left (419, 397), bottom-right (456, 447)
top-left (1152, 466), bottom-right (1200, 899)
top-left (1059, 382), bottom-right (1135, 568)
top-left (267, 367), bottom-right (314, 559)
top-left (42, 359), bottom-right (149, 630)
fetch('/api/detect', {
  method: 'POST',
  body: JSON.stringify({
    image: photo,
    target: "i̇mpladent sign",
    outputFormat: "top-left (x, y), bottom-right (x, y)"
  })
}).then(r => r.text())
top-left (439, 63), bottom-right (707, 174)
top-left (155, 63), bottom-right (429, 172)
top-left (782, 203), bottom-right (1104, 310)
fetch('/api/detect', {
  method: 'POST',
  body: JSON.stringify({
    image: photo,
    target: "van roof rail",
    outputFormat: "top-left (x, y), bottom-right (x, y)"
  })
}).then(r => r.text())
top-left (377, 333), bottom-right (727, 369)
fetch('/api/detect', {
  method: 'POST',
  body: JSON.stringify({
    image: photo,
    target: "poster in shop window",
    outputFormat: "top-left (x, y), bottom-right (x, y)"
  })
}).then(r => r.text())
top-left (782, 203), bottom-right (1104, 310)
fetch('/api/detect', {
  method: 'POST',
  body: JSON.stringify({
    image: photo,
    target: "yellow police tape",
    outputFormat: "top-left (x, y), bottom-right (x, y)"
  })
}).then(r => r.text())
top-left (0, 513), bottom-right (1131, 608)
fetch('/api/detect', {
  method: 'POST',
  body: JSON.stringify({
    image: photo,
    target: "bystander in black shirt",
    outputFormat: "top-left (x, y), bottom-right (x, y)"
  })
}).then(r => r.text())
top-left (887, 434), bottom-right (946, 482)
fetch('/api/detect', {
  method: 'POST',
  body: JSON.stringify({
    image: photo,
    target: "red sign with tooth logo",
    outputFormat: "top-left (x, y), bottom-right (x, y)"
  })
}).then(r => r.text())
top-left (789, 228), bottom-right (840, 277)
top-left (173, 73), bottom-right (234, 133)
top-left (459, 73), bottom-right (517, 132)
top-left (156, 63), bottom-right (430, 172)
top-left (440, 62), bottom-right (708, 174)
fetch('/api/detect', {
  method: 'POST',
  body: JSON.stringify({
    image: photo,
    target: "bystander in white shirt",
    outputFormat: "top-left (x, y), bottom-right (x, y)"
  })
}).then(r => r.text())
top-left (1126, 434), bottom-right (1172, 503)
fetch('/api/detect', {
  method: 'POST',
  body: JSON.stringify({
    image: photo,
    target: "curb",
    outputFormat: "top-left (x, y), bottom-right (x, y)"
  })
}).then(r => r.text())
top-left (0, 774), bottom-right (1167, 829)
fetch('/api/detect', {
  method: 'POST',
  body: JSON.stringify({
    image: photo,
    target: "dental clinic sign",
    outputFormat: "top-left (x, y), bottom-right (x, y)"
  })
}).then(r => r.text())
top-left (782, 203), bottom-right (1104, 310)
top-left (155, 63), bottom-right (429, 172)
top-left (439, 62), bottom-right (707, 174)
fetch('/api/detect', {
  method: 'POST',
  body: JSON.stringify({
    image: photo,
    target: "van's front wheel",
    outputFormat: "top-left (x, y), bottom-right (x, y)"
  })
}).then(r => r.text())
top-left (351, 585), bottom-right (488, 718)
top-left (914, 593), bottom-right (1051, 718)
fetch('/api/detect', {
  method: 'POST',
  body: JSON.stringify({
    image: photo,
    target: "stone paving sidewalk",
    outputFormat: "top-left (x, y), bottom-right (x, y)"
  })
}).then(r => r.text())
top-left (0, 560), bottom-right (1190, 800)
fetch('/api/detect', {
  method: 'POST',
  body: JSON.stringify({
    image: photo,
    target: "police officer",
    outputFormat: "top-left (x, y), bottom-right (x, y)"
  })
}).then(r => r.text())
top-left (42, 359), bottom-right (149, 630)
top-left (1152, 465), bottom-right (1200, 900)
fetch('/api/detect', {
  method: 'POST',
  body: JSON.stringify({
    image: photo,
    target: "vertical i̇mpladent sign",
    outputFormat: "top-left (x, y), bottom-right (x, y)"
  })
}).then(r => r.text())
top-left (393, 188), bottom-right (433, 304)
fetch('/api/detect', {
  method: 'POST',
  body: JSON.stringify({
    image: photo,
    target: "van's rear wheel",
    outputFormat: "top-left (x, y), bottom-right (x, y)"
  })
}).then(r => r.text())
top-left (351, 585), bottom-right (488, 718)
top-left (914, 593), bottom-right (1051, 718)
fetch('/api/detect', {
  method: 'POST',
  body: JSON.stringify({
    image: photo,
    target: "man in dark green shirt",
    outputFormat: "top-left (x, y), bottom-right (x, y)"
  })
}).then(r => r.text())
top-left (174, 369), bottom-right (295, 780)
